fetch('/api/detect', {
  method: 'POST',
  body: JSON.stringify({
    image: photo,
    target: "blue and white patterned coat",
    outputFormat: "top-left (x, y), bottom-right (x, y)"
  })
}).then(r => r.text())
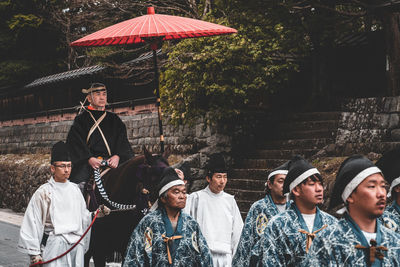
top-left (251, 202), bottom-right (337, 267)
top-left (123, 207), bottom-right (213, 267)
top-left (381, 201), bottom-right (400, 234)
top-left (304, 213), bottom-right (400, 267)
top-left (232, 194), bottom-right (289, 267)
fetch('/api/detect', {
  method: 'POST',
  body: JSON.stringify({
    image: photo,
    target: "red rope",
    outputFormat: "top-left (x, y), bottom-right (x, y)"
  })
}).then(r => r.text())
top-left (29, 210), bottom-right (99, 267)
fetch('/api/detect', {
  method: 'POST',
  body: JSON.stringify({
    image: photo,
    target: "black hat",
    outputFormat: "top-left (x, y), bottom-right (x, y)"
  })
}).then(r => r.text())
top-left (158, 167), bottom-right (185, 196)
top-left (207, 153), bottom-right (228, 175)
top-left (283, 155), bottom-right (321, 195)
top-left (376, 148), bottom-right (400, 198)
top-left (266, 160), bottom-right (290, 186)
top-left (329, 155), bottom-right (381, 211)
top-left (82, 82), bottom-right (107, 94)
top-left (51, 141), bottom-right (71, 164)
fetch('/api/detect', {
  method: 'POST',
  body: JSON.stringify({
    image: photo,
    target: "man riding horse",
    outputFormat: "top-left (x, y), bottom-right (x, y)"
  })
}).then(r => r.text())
top-left (66, 82), bottom-right (134, 194)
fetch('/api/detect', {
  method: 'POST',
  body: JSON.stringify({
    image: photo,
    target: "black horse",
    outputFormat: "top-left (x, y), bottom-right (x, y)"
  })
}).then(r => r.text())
top-left (84, 147), bottom-right (169, 267)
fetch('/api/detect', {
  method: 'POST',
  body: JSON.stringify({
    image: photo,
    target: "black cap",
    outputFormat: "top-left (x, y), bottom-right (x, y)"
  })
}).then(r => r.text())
top-left (207, 153), bottom-right (228, 175)
top-left (376, 148), bottom-right (400, 197)
top-left (51, 141), bottom-right (71, 164)
top-left (157, 167), bottom-right (184, 196)
top-left (268, 160), bottom-right (290, 180)
top-left (329, 155), bottom-right (381, 210)
top-left (283, 155), bottom-right (321, 195)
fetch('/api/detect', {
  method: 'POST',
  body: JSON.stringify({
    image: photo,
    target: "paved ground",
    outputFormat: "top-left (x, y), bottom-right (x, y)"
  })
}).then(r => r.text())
top-left (0, 209), bottom-right (121, 267)
top-left (0, 209), bottom-right (29, 267)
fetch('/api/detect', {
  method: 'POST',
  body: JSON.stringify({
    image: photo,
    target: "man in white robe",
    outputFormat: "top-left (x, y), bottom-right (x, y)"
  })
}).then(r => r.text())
top-left (17, 141), bottom-right (110, 267)
top-left (184, 153), bottom-right (243, 267)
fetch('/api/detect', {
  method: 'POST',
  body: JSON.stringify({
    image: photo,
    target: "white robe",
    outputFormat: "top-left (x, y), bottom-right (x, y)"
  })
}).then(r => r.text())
top-left (184, 185), bottom-right (244, 267)
top-left (18, 177), bottom-right (92, 267)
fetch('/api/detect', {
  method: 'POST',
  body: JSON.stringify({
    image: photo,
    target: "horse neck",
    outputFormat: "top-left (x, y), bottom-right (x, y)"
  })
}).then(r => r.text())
top-left (103, 155), bottom-right (146, 199)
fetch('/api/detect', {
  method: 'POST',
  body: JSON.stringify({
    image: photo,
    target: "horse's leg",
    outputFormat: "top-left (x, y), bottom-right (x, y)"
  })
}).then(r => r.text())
top-left (93, 252), bottom-right (106, 267)
top-left (84, 251), bottom-right (92, 267)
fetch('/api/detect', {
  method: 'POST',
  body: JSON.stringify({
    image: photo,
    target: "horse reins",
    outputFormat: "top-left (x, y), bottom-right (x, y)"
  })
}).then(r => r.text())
top-left (93, 160), bottom-right (137, 210)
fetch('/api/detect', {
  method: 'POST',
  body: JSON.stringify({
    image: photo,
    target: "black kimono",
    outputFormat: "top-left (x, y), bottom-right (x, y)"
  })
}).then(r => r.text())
top-left (66, 109), bottom-right (134, 184)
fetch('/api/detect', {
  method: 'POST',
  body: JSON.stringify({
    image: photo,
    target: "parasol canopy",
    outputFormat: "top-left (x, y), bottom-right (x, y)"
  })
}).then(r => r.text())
top-left (70, 7), bottom-right (237, 47)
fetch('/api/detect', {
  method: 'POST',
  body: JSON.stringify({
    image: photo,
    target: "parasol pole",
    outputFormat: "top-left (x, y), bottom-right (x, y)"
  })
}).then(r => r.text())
top-left (150, 40), bottom-right (164, 153)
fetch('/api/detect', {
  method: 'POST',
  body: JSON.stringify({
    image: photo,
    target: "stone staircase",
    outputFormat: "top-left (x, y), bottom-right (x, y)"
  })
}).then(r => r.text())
top-left (224, 111), bottom-right (342, 217)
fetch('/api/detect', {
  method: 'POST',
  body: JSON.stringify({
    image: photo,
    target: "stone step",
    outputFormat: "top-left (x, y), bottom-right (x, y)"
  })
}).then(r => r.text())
top-left (225, 188), bottom-right (265, 202)
top-left (270, 129), bottom-right (335, 140)
top-left (277, 120), bottom-right (339, 132)
top-left (259, 138), bottom-right (334, 150)
top-left (226, 179), bottom-right (266, 191)
top-left (238, 159), bottom-right (288, 169)
top-left (285, 112), bottom-right (342, 122)
top-left (237, 199), bottom-right (257, 214)
top-left (250, 148), bottom-right (318, 159)
top-left (230, 169), bottom-right (270, 180)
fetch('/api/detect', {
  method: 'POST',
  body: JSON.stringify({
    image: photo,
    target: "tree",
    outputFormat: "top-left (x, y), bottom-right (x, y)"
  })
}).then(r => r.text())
top-left (160, 0), bottom-right (309, 125)
top-left (0, 0), bottom-right (65, 87)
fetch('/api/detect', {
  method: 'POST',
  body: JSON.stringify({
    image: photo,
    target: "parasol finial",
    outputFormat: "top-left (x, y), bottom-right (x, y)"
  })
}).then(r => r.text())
top-left (147, 7), bottom-right (155, 15)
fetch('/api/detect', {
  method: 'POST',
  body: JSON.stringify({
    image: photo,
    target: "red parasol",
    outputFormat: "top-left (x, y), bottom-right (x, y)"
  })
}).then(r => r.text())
top-left (71, 7), bottom-right (237, 152)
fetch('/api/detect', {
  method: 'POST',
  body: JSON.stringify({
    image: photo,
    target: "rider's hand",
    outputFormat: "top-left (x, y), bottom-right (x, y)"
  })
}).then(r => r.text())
top-left (88, 157), bottom-right (102, 169)
top-left (96, 204), bottom-right (111, 218)
top-left (107, 155), bottom-right (120, 169)
top-left (30, 254), bottom-right (43, 266)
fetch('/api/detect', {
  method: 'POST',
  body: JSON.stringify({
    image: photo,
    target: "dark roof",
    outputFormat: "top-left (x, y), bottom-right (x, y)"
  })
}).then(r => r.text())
top-left (336, 32), bottom-right (369, 47)
top-left (24, 65), bottom-right (106, 89)
top-left (23, 49), bottom-right (163, 89)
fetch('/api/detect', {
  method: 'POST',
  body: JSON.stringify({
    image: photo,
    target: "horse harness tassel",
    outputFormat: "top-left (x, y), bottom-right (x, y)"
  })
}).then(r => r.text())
top-left (93, 161), bottom-right (137, 210)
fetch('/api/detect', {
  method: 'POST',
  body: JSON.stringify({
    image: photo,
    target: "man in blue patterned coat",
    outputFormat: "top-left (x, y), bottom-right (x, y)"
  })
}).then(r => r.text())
top-left (232, 161), bottom-right (290, 267)
top-left (251, 155), bottom-right (337, 266)
top-left (123, 167), bottom-right (213, 266)
top-left (376, 149), bottom-right (400, 234)
top-left (304, 155), bottom-right (400, 267)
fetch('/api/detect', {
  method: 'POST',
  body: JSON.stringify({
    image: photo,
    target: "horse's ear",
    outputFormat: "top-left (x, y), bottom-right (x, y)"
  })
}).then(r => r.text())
top-left (162, 145), bottom-right (171, 160)
top-left (143, 145), bottom-right (154, 164)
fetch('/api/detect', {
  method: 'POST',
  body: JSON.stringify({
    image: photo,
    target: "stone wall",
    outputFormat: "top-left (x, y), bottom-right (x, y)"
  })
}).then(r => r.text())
top-left (324, 96), bottom-right (400, 156)
top-left (0, 110), bottom-right (232, 211)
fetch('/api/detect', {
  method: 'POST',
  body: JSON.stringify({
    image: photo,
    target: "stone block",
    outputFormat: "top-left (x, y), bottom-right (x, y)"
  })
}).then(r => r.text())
top-left (389, 113), bottom-right (400, 128)
top-left (390, 129), bottom-right (400, 141)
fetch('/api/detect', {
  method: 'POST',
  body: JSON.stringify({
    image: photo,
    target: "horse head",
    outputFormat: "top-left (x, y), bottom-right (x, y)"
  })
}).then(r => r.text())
top-left (141, 146), bottom-right (170, 203)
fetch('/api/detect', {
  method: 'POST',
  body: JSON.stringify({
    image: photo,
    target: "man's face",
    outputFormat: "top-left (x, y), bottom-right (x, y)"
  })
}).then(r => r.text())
top-left (347, 173), bottom-right (387, 219)
top-left (207, 172), bottom-right (227, 194)
top-left (293, 177), bottom-right (324, 206)
top-left (87, 90), bottom-right (107, 110)
top-left (50, 161), bottom-right (72, 183)
top-left (267, 174), bottom-right (286, 199)
top-left (162, 185), bottom-right (187, 210)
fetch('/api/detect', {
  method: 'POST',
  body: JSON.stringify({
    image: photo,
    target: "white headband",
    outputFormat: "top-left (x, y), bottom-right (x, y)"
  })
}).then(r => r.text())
top-left (159, 180), bottom-right (185, 196)
top-left (266, 170), bottom-right (288, 186)
top-left (388, 177), bottom-right (400, 198)
top-left (341, 166), bottom-right (381, 202)
top-left (289, 168), bottom-right (320, 192)
top-left (268, 170), bottom-right (288, 180)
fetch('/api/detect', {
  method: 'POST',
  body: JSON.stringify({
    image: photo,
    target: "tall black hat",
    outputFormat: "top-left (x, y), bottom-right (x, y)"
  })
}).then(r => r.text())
top-left (51, 141), bottom-right (71, 164)
top-left (157, 167), bottom-right (185, 196)
top-left (266, 160), bottom-right (290, 186)
top-left (376, 148), bottom-right (400, 198)
top-left (207, 153), bottom-right (228, 175)
top-left (329, 155), bottom-right (381, 211)
top-left (283, 155), bottom-right (321, 195)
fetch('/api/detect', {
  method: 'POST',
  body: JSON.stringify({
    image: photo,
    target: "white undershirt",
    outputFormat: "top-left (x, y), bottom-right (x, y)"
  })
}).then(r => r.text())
top-left (361, 230), bottom-right (377, 244)
top-left (301, 213), bottom-right (316, 232)
top-left (276, 203), bottom-right (286, 213)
